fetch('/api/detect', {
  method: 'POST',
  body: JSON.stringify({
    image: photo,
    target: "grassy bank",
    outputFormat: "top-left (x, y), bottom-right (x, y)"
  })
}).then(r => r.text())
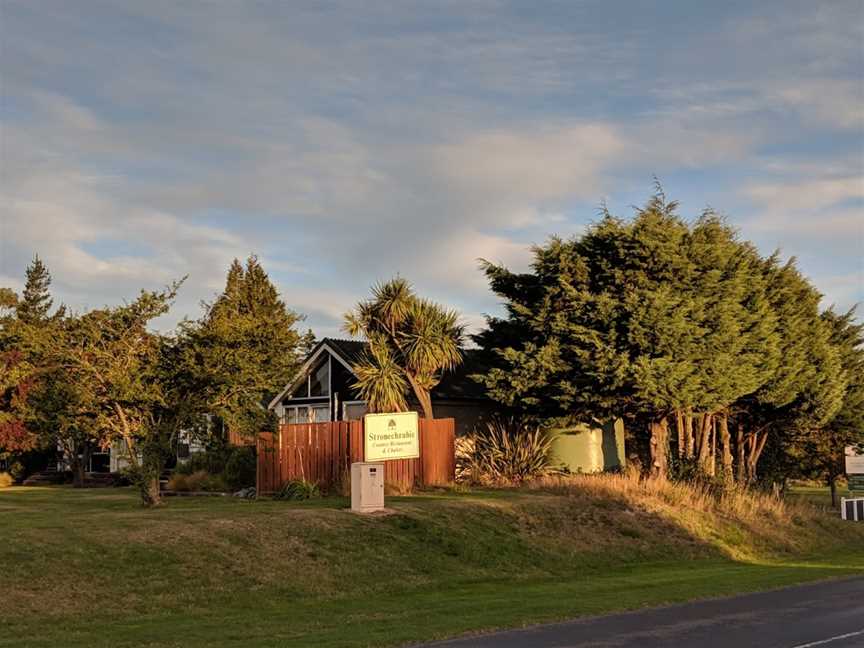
top-left (2, 477), bottom-right (863, 648)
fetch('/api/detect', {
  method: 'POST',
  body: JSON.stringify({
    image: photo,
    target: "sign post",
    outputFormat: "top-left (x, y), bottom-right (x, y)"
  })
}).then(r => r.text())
top-left (841, 446), bottom-right (864, 522)
top-left (350, 412), bottom-right (420, 513)
top-left (846, 446), bottom-right (864, 495)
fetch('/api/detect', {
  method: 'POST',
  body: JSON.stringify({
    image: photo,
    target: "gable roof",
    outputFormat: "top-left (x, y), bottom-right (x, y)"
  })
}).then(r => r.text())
top-left (268, 337), bottom-right (490, 409)
top-left (322, 338), bottom-right (366, 367)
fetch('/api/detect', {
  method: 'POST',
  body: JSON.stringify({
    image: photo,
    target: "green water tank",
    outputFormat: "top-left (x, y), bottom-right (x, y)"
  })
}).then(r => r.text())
top-left (550, 419), bottom-right (625, 473)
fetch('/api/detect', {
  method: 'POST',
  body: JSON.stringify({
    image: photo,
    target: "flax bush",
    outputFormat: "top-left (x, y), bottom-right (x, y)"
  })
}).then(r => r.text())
top-left (460, 417), bottom-right (556, 485)
top-left (273, 478), bottom-right (320, 501)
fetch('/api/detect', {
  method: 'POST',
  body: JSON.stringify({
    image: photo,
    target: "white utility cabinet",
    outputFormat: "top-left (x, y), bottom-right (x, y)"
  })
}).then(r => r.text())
top-left (351, 462), bottom-right (385, 513)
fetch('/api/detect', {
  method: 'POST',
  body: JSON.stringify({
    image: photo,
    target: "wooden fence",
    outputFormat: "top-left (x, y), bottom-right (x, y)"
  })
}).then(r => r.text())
top-left (256, 418), bottom-right (455, 494)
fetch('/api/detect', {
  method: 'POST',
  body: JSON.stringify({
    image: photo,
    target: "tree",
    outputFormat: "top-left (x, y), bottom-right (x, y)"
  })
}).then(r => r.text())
top-left (477, 190), bottom-right (780, 479)
top-left (15, 255), bottom-right (60, 325)
top-left (732, 259), bottom-right (845, 484)
top-left (179, 256), bottom-right (306, 440)
top-left (343, 278), bottom-right (465, 418)
top-left (25, 346), bottom-right (101, 487)
top-left (57, 285), bottom-right (181, 504)
top-left (1, 257), bottom-right (66, 469)
top-left (785, 309), bottom-right (863, 505)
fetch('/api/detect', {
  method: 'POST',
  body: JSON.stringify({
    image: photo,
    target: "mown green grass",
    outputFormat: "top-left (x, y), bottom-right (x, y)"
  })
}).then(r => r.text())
top-left (2, 484), bottom-right (862, 648)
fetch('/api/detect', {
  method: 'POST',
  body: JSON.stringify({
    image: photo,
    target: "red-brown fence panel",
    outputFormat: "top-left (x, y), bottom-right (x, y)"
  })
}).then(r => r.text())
top-left (256, 418), bottom-right (455, 494)
top-left (256, 432), bottom-right (279, 494)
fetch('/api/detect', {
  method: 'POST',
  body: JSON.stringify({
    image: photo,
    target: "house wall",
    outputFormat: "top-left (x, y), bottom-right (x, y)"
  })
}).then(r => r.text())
top-left (270, 345), bottom-right (497, 435)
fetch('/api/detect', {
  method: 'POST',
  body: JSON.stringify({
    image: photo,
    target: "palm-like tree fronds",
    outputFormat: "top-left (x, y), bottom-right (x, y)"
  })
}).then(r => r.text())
top-left (342, 278), bottom-right (465, 418)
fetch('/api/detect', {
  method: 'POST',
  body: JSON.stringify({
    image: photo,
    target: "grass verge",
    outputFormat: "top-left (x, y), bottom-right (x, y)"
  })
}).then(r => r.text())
top-left (2, 477), bottom-right (862, 648)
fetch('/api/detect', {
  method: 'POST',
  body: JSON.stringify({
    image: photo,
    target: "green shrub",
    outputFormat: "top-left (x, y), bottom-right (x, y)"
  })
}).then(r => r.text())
top-left (461, 418), bottom-right (556, 485)
top-left (175, 452), bottom-right (215, 476)
top-left (0, 472), bottom-right (13, 488)
top-left (273, 478), bottom-right (320, 501)
top-left (224, 446), bottom-right (256, 490)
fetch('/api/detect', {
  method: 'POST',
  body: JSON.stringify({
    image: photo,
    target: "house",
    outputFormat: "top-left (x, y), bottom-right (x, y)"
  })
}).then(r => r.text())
top-left (267, 338), bottom-right (495, 436)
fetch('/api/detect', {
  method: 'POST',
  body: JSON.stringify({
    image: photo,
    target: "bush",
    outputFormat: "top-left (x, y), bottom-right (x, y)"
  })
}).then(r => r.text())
top-left (460, 417), bottom-right (556, 485)
top-left (224, 446), bottom-right (256, 490)
top-left (166, 473), bottom-right (190, 492)
top-left (175, 451), bottom-right (223, 476)
top-left (273, 478), bottom-right (320, 501)
top-left (0, 472), bottom-right (13, 488)
top-left (176, 447), bottom-right (255, 491)
top-left (166, 470), bottom-right (229, 492)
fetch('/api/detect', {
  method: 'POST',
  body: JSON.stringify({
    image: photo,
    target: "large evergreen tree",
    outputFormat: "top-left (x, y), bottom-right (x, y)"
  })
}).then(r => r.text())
top-left (477, 191), bottom-right (780, 479)
top-left (732, 259), bottom-right (845, 483)
top-left (1, 257), bottom-right (66, 465)
top-left (15, 255), bottom-right (55, 325)
top-left (782, 309), bottom-right (862, 504)
top-left (179, 256), bottom-right (306, 439)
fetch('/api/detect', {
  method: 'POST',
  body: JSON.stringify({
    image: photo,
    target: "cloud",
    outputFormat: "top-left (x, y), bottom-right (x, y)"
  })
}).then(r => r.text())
top-left (431, 123), bottom-right (624, 217)
top-left (746, 176), bottom-right (864, 217)
top-left (1, 0), bottom-right (861, 333)
top-left (740, 164), bottom-right (863, 316)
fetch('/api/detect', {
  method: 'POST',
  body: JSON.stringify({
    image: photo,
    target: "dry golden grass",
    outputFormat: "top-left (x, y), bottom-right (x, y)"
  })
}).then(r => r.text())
top-left (526, 473), bottom-right (862, 561)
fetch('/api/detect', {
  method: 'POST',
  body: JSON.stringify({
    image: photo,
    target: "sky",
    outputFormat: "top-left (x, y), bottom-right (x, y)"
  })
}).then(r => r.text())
top-left (1, 0), bottom-right (862, 337)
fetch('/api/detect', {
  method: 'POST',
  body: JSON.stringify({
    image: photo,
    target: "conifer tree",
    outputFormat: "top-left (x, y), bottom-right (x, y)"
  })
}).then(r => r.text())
top-left (16, 255), bottom-right (59, 324)
top-left (1, 257), bottom-right (65, 461)
top-left (782, 309), bottom-right (862, 504)
top-left (180, 256), bottom-right (306, 439)
top-left (477, 190), bottom-right (782, 479)
top-left (732, 258), bottom-right (844, 483)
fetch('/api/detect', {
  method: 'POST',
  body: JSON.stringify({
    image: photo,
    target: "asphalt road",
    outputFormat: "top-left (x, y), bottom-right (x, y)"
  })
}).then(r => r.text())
top-left (420, 577), bottom-right (864, 648)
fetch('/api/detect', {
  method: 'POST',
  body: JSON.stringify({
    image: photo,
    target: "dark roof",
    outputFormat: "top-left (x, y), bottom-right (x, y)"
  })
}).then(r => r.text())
top-left (322, 338), bottom-right (367, 366)
top-left (318, 337), bottom-right (490, 402)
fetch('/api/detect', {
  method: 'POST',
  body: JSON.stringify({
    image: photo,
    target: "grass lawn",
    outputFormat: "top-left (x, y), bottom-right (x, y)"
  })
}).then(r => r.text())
top-left (2, 482), bottom-right (863, 648)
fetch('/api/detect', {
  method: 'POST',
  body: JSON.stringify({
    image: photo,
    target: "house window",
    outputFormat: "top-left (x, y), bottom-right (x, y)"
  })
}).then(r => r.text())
top-left (309, 356), bottom-right (330, 397)
top-left (283, 404), bottom-right (332, 424)
top-left (343, 401), bottom-right (368, 421)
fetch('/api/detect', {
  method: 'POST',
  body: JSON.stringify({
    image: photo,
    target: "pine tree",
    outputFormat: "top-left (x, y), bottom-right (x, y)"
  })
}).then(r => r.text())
top-left (1, 257), bottom-right (65, 458)
top-left (16, 255), bottom-right (56, 324)
top-left (180, 256), bottom-right (305, 439)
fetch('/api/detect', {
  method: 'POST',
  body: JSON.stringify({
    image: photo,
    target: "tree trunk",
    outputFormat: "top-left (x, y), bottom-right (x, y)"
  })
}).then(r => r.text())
top-left (736, 422), bottom-right (746, 483)
top-left (746, 429), bottom-right (769, 483)
top-left (708, 416), bottom-right (716, 477)
top-left (405, 374), bottom-right (434, 419)
top-left (829, 476), bottom-right (838, 508)
top-left (685, 411), bottom-right (694, 459)
top-left (70, 449), bottom-right (85, 488)
top-left (140, 475), bottom-right (162, 507)
top-left (697, 413), bottom-right (713, 473)
top-left (78, 444), bottom-right (91, 487)
top-left (718, 412), bottom-right (733, 482)
top-left (675, 410), bottom-right (685, 459)
top-left (649, 417), bottom-right (669, 479)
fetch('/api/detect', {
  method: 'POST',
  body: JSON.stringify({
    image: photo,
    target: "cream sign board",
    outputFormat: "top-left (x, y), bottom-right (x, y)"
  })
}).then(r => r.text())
top-left (845, 446), bottom-right (864, 475)
top-left (364, 412), bottom-right (419, 462)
